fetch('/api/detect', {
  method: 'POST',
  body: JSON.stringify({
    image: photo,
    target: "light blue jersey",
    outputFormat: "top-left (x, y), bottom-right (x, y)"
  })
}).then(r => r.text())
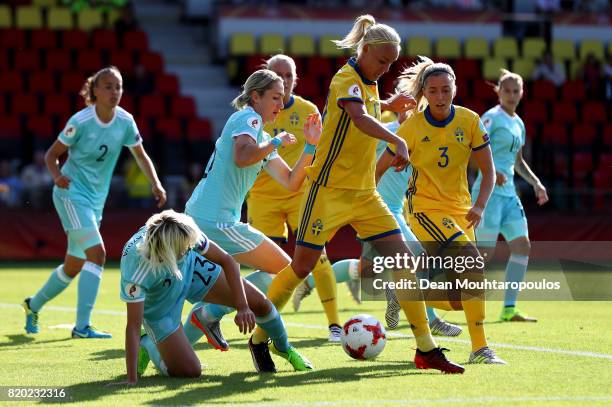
top-left (186, 107), bottom-right (279, 223)
top-left (55, 105), bottom-right (142, 211)
top-left (376, 121), bottom-right (413, 214)
top-left (120, 228), bottom-right (221, 343)
top-left (472, 105), bottom-right (525, 198)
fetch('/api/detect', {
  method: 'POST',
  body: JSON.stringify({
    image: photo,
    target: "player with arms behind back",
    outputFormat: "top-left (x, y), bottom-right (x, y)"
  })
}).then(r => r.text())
top-left (23, 66), bottom-right (166, 339)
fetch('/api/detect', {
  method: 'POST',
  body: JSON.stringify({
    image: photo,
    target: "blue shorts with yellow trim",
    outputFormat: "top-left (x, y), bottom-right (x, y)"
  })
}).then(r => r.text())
top-left (296, 180), bottom-right (401, 250)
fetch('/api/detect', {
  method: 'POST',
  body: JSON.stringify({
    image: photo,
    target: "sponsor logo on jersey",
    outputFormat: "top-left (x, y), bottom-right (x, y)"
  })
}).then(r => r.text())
top-left (454, 127), bottom-right (464, 143)
top-left (482, 117), bottom-right (492, 129)
top-left (125, 283), bottom-right (141, 299)
top-left (421, 135), bottom-right (431, 142)
top-left (348, 84), bottom-right (362, 98)
top-left (63, 124), bottom-right (76, 138)
top-left (248, 117), bottom-right (260, 130)
top-left (312, 218), bottom-right (324, 236)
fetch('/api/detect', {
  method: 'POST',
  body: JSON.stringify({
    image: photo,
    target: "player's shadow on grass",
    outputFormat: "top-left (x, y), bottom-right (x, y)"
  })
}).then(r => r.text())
top-left (149, 362), bottom-right (428, 405)
top-left (47, 362), bottom-right (431, 404)
top-left (88, 348), bottom-right (124, 361)
top-left (194, 337), bottom-right (330, 352)
top-left (0, 334), bottom-right (71, 348)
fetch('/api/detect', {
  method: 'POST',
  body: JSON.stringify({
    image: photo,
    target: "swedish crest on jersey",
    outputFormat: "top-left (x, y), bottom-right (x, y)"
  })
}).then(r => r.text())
top-left (311, 218), bottom-right (324, 236)
top-left (290, 111), bottom-right (299, 126)
top-left (454, 127), bottom-right (464, 142)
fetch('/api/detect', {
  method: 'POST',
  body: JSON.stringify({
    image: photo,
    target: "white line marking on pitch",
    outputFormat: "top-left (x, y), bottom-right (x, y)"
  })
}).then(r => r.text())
top-left (212, 396), bottom-right (612, 406)
top-left (2, 302), bottom-right (612, 361)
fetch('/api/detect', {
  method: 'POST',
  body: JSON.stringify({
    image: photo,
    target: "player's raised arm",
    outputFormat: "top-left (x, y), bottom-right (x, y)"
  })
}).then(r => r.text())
top-left (264, 113), bottom-right (321, 191)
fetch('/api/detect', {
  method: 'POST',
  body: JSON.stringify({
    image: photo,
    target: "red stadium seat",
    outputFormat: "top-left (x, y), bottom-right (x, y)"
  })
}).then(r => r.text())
top-left (0, 71), bottom-right (24, 93)
top-left (0, 116), bottom-right (22, 157)
top-left (27, 115), bottom-right (54, 139)
top-left (29, 71), bottom-right (56, 94)
top-left (91, 29), bottom-right (118, 51)
top-left (571, 123), bottom-right (597, 149)
top-left (135, 117), bottom-right (151, 140)
top-left (472, 80), bottom-right (496, 102)
top-left (12, 93), bottom-right (39, 116)
top-left (45, 49), bottom-right (72, 72)
top-left (62, 29), bottom-right (89, 50)
top-left (593, 170), bottom-right (611, 209)
top-left (119, 94), bottom-right (134, 114)
top-left (294, 75), bottom-right (318, 99)
top-left (0, 116), bottom-right (21, 138)
top-left (186, 118), bottom-right (212, 141)
top-left (155, 73), bottom-right (179, 95)
top-left (77, 50), bottom-right (103, 74)
top-left (171, 96), bottom-right (196, 119)
top-left (61, 71), bottom-right (86, 93)
top-left (0, 49), bottom-right (9, 71)
top-left (44, 93), bottom-right (72, 117)
top-left (603, 125), bottom-right (612, 149)
top-left (139, 51), bottom-right (164, 74)
top-left (599, 153), bottom-right (612, 171)
top-left (454, 78), bottom-right (470, 101)
top-left (0, 28), bottom-right (26, 49)
top-left (560, 80), bottom-right (586, 103)
top-left (552, 102), bottom-right (578, 125)
top-left (109, 50), bottom-right (134, 75)
top-left (0, 96), bottom-right (4, 116)
top-left (572, 152), bottom-right (594, 172)
top-left (123, 30), bottom-right (149, 52)
top-left (542, 123), bottom-right (569, 146)
top-left (522, 100), bottom-right (548, 124)
top-left (553, 152), bottom-right (569, 177)
top-left (14, 50), bottom-right (41, 71)
top-left (31, 29), bottom-right (58, 49)
top-left (245, 55), bottom-right (265, 76)
top-left (581, 101), bottom-right (607, 124)
top-left (139, 94), bottom-right (166, 119)
top-left (306, 56), bottom-right (332, 78)
top-left (463, 100), bottom-right (486, 115)
top-left (156, 117), bottom-right (182, 140)
top-left (531, 80), bottom-right (557, 101)
top-left (454, 59), bottom-right (481, 80)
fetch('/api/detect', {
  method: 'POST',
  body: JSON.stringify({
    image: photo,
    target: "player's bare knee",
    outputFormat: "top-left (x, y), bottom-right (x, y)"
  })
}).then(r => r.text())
top-left (250, 296), bottom-right (272, 317)
top-left (86, 247), bottom-right (106, 266)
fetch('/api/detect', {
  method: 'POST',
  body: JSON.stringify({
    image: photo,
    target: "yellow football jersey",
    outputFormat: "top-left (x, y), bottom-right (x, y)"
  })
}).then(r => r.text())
top-left (249, 95), bottom-right (319, 200)
top-left (306, 57), bottom-right (381, 190)
top-left (392, 105), bottom-right (490, 215)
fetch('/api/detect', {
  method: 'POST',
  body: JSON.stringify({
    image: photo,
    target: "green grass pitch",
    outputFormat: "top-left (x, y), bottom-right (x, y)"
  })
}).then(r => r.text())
top-left (1, 265), bottom-right (611, 406)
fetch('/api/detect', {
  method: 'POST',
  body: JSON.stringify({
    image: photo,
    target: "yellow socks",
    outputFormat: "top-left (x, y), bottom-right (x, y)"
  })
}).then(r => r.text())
top-left (252, 264), bottom-right (303, 344)
top-left (312, 254), bottom-right (340, 327)
top-left (399, 300), bottom-right (437, 352)
top-left (462, 298), bottom-right (487, 351)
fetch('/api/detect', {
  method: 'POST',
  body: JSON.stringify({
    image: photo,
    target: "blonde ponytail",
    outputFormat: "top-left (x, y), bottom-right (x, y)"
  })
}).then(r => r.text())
top-left (333, 14), bottom-right (400, 55)
top-left (397, 56), bottom-right (456, 111)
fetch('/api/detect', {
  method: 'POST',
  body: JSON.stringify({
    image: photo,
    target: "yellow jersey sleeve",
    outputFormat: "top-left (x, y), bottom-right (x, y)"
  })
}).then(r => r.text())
top-left (470, 114), bottom-right (491, 151)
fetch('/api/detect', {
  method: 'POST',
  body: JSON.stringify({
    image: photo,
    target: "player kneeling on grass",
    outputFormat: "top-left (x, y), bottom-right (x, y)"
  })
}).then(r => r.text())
top-left (114, 210), bottom-right (312, 385)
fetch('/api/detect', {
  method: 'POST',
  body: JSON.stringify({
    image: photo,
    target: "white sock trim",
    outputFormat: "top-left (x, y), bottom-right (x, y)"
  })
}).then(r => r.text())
top-left (255, 306), bottom-right (278, 324)
top-left (55, 265), bottom-right (72, 284)
top-left (82, 261), bottom-right (103, 278)
top-left (348, 259), bottom-right (360, 280)
top-left (509, 253), bottom-right (529, 266)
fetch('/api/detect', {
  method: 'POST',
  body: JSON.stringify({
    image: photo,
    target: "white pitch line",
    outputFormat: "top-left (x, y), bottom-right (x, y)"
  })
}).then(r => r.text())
top-left (2, 302), bottom-right (612, 360)
top-left (212, 396), bottom-right (612, 407)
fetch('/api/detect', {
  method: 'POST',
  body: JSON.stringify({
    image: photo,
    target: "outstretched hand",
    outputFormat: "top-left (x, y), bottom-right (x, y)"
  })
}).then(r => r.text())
top-left (303, 113), bottom-right (322, 146)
